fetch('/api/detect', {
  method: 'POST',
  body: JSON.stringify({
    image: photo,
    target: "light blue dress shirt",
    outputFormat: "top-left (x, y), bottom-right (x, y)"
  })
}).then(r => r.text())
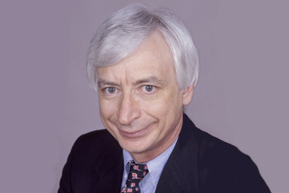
top-left (121, 137), bottom-right (178, 193)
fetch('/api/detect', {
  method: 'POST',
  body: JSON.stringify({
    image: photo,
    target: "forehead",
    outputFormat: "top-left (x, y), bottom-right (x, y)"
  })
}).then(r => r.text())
top-left (97, 31), bottom-right (176, 82)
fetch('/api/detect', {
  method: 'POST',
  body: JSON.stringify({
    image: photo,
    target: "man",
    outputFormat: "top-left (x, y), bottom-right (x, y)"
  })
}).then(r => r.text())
top-left (59, 4), bottom-right (270, 193)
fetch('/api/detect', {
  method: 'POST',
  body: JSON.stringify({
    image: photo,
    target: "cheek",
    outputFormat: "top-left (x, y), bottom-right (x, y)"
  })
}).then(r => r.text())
top-left (141, 92), bottom-right (181, 118)
top-left (99, 99), bottom-right (117, 120)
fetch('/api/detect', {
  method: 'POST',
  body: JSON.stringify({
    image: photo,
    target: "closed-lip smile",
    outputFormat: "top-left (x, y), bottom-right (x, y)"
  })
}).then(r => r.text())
top-left (119, 125), bottom-right (151, 138)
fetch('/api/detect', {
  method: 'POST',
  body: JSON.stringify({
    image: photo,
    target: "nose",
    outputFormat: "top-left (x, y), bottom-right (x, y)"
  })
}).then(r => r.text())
top-left (117, 93), bottom-right (141, 126)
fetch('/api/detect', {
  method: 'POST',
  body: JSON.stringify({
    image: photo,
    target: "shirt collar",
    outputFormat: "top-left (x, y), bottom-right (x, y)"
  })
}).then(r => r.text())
top-left (122, 136), bottom-right (178, 172)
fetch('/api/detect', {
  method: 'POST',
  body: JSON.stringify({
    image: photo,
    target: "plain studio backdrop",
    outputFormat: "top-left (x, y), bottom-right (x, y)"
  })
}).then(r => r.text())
top-left (0, 0), bottom-right (288, 192)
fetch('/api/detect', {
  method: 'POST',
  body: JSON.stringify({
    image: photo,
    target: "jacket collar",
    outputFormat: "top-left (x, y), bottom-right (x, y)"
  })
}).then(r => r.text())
top-left (155, 114), bottom-right (199, 193)
top-left (92, 136), bottom-right (124, 193)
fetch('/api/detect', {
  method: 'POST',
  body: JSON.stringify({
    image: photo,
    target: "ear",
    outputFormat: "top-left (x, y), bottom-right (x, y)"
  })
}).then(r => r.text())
top-left (182, 84), bottom-right (194, 106)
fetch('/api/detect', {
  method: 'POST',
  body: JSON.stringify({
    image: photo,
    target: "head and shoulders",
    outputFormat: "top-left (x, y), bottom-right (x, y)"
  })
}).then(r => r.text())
top-left (60, 4), bottom-right (271, 193)
top-left (74, 3), bottom-right (244, 164)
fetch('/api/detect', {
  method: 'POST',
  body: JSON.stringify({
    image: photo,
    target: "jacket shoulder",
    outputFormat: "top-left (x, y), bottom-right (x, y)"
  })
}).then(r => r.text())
top-left (70, 129), bottom-right (122, 163)
top-left (182, 114), bottom-right (270, 192)
top-left (73, 129), bottom-right (116, 147)
top-left (182, 114), bottom-right (247, 159)
top-left (58, 129), bottom-right (123, 193)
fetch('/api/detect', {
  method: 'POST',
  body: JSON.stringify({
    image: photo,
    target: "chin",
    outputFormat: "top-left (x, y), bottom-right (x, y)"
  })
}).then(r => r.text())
top-left (119, 136), bottom-right (150, 153)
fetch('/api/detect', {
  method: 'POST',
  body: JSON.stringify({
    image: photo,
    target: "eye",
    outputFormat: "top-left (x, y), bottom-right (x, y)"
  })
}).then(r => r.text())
top-left (104, 87), bottom-right (117, 94)
top-left (141, 85), bottom-right (156, 93)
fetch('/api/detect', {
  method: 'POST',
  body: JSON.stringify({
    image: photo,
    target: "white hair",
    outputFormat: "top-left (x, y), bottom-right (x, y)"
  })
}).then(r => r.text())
top-left (87, 3), bottom-right (199, 89)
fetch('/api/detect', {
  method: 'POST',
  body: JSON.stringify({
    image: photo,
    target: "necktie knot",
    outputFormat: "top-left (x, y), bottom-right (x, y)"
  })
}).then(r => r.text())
top-left (122, 160), bottom-right (149, 193)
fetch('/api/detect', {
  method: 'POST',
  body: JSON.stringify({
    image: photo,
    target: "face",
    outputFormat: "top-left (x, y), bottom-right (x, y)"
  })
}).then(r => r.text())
top-left (97, 31), bottom-right (193, 162)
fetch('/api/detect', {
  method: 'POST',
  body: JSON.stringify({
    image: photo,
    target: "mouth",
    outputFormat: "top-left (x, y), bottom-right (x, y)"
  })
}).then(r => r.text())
top-left (119, 125), bottom-right (151, 138)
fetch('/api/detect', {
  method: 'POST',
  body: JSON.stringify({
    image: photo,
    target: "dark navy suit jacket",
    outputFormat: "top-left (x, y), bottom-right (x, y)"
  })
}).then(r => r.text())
top-left (58, 114), bottom-right (271, 193)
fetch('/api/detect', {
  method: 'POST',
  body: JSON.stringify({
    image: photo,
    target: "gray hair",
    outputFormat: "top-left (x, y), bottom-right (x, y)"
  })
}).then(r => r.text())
top-left (86, 3), bottom-right (199, 89)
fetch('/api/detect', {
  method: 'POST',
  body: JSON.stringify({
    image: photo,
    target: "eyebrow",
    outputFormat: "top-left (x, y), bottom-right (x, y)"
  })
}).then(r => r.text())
top-left (133, 76), bottom-right (164, 86)
top-left (97, 79), bottom-right (119, 88)
top-left (97, 76), bottom-right (164, 88)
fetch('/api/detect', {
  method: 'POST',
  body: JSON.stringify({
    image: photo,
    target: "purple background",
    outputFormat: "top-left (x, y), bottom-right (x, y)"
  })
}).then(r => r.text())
top-left (1, 0), bottom-right (288, 192)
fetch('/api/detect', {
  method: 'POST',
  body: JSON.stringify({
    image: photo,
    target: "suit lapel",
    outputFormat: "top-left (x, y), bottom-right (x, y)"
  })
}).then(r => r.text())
top-left (91, 138), bottom-right (124, 193)
top-left (156, 114), bottom-right (199, 193)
